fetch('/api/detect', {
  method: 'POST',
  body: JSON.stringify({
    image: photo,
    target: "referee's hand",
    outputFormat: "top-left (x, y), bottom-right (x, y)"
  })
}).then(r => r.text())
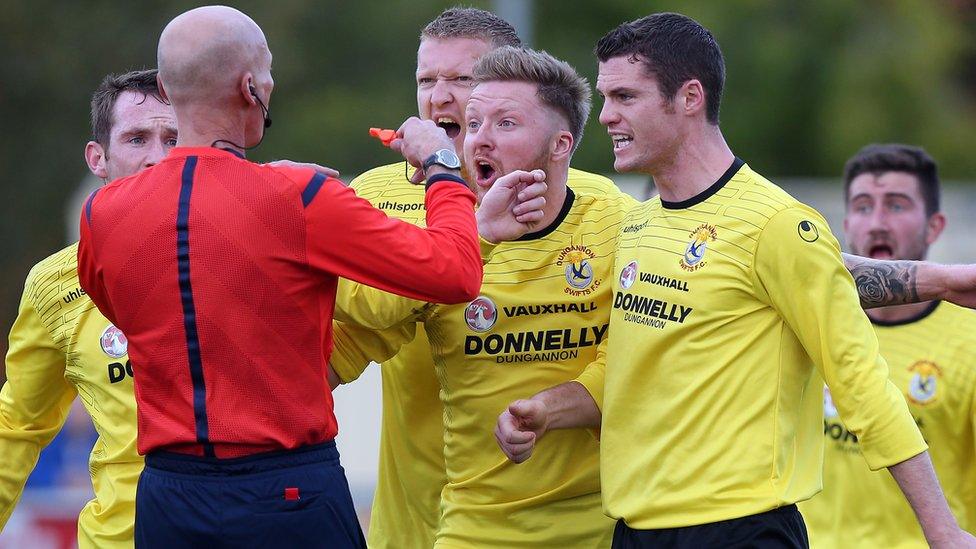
top-left (495, 399), bottom-right (550, 463)
top-left (388, 116), bottom-right (456, 178)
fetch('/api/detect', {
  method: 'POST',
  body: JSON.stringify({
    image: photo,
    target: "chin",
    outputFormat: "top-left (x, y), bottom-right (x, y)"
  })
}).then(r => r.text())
top-left (613, 157), bottom-right (639, 174)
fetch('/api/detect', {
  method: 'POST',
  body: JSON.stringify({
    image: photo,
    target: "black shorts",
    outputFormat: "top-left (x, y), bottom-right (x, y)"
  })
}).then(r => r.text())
top-left (612, 505), bottom-right (809, 549)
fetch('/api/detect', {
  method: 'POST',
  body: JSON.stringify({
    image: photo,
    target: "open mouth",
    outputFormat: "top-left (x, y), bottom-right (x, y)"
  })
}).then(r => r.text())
top-left (611, 134), bottom-right (633, 150)
top-left (436, 117), bottom-right (461, 139)
top-left (474, 160), bottom-right (497, 187)
top-left (868, 244), bottom-right (894, 259)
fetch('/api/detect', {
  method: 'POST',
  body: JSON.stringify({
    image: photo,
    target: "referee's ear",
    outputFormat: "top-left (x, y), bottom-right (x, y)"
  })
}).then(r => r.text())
top-left (85, 140), bottom-right (109, 181)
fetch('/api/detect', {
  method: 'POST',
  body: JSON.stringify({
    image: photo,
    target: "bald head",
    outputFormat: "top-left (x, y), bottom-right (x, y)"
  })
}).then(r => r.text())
top-left (158, 5), bottom-right (271, 107)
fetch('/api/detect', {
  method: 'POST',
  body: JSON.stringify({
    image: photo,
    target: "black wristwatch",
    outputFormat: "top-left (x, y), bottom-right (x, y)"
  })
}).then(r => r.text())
top-left (422, 148), bottom-right (462, 171)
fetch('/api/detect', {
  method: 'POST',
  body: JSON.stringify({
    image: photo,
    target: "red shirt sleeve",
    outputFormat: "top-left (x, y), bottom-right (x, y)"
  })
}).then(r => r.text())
top-left (300, 173), bottom-right (482, 304)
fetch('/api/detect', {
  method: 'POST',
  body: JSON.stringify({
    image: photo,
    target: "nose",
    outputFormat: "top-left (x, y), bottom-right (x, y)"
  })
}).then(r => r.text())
top-left (868, 203), bottom-right (889, 229)
top-left (431, 80), bottom-right (453, 107)
top-left (598, 99), bottom-right (618, 127)
top-left (466, 123), bottom-right (492, 152)
top-left (144, 139), bottom-right (168, 168)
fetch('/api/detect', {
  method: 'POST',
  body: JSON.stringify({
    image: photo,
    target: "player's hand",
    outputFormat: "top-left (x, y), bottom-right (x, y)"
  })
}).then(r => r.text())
top-left (940, 264), bottom-right (976, 308)
top-left (494, 398), bottom-right (550, 463)
top-left (477, 170), bottom-right (548, 243)
top-left (265, 159), bottom-right (341, 180)
top-left (389, 117), bottom-right (456, 182)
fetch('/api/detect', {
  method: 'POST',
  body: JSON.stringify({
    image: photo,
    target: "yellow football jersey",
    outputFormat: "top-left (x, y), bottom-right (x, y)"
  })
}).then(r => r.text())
top-left (600, 159), bottom-right (926, 529)
top-left (333, 179), bottom-right (636, 548)
top-left (1, 243), bottom-right (141, 548)
top-left (337, 162), bottom-right (444, 549)
top-left (336, 163), bottom-right (624, 548)
top-left (800, 301), bottom-right (976, 548)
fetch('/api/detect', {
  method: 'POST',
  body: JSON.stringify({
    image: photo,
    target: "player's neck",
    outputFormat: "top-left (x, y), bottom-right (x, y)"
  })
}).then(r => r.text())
top-left (652, 127), bottom-right (734, 204)
top-left (537, 167), bottom-right (569, 232)
top-left (866, 300), bottom-right (937, 325)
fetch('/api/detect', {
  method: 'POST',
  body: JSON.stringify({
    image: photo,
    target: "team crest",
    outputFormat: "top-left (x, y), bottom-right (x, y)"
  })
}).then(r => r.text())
top-left (619, 260), bottom-right (638, 290)
top-left (822, 385), bottom-right (838, 419)
top-left (464, 296), bottom-right (497, 332)
top-left (906, 360), bottom-right (942, 405)
top-left (557, 245), bottom-right (601, 296)
top-left (100, 324), bottom-right (128, 358)
top-left (679, 224), bottom-right (718, 272)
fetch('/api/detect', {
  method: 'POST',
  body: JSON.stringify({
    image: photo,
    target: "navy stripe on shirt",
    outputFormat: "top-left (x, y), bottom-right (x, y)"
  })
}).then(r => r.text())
top-left (302, 173), bottom-right (327, 207)
top-left (176, 156), bottom-right (215, 457)
top-left (84, 189), bottom-right (99, 226)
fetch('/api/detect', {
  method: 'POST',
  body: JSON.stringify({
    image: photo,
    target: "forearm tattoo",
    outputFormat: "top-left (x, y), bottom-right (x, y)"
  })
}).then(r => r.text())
top-left (843, 254), bottom-right (919, 308)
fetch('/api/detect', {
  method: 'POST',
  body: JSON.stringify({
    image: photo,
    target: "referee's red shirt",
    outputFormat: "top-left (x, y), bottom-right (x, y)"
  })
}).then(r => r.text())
top-left (78, 147), bottom-right (481, 458)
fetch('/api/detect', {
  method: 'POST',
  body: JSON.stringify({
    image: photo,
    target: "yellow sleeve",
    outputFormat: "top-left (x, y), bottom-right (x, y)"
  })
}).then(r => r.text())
top-left (334, 278), bottom-right (428, 330)
top-left (574, 337), bottom-right (607, 412)
top-left (330, 320), bottom-right (417, 384)
top-left (753, 206), bottom-right (926, 470)
top-left (0, 284), bottom-right (76, 528)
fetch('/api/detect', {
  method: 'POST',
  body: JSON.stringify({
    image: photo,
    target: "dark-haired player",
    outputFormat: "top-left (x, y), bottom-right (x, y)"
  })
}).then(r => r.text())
top-left (800, 144), bottom-right (976, 547)
top-left (1, 69), bottom-right (176, 548)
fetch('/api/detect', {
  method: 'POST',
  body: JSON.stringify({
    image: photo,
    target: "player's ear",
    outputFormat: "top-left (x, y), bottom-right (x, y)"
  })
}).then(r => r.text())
top-left (924, 212), bottom-right (946, 245)
top-left (551, 130), bottom-right (573, 163)
top-left (681, 79), bottom-right (705, 118)
top-left (85, 141), bottom-right (109, 180)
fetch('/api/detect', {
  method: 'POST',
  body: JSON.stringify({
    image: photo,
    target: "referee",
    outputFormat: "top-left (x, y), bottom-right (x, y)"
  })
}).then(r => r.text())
top-left (77, 6), bottom-right (544, 548)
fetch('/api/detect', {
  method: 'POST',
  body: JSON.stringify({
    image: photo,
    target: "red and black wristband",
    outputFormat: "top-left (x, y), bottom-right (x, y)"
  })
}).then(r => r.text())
top-left (425, 172), bottom-right (469, 191)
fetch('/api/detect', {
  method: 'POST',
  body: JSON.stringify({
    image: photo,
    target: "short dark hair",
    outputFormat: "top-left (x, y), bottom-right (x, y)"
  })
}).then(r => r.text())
top-left (596, 13), bottom-right (725, 124)
top-left (90, 69), bottom-right (164, 149)
top-left (474, 46), bottom-right (591, 152)
top-left (421, 7), bottom-right (522, 48)
top-left (843, 144), bottom-right (941, 216)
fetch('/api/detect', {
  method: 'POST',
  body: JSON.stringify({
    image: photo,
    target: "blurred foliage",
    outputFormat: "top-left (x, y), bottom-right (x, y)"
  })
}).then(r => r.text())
top-left (1, 0), bottom-right (974, 362)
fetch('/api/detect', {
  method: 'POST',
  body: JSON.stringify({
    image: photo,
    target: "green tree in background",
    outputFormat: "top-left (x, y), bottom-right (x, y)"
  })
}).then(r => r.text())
top-left (1, 0), bottom-right (974, 373)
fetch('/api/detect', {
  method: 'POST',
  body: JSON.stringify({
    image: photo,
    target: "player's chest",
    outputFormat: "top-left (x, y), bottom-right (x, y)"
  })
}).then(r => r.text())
top-left (434, 242), bottom-right (614, 368)
top-left (613, 213), bottom-right (757, 312)
top-left (66, 305), bottom-right (134, 391)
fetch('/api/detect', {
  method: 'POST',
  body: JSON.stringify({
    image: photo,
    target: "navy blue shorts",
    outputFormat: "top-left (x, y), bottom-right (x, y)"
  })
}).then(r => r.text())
top-left (612, 505), bottom-right (809, 549)
top-left (135, 441), bottom-right (365, 549)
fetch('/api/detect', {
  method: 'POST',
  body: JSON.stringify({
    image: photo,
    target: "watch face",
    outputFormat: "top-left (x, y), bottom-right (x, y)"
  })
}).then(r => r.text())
top-left (426, 148), bottom-right (461, 170)
top-left (437, 149), bottom-right (461, 168)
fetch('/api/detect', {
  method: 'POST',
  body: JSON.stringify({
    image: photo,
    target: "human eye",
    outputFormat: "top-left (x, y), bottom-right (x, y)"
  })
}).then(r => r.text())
top-left (467, 119), bottom-right (481, 131)
top-left (889, 201), bottom-right (905, 213)
top-left (129, 136), bottom-right (146, 145)
top-left (417, 76), bottom-right (435, 87)
top-left (853, 203), bottom-right (871, 214)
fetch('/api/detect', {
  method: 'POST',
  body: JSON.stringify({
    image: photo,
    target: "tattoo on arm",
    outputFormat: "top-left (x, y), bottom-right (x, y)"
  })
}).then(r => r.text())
top-left (843, 254), bottom-right (919, 308)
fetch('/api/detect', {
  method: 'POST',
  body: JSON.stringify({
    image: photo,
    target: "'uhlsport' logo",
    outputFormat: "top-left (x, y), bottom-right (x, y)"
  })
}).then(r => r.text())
top-left (100, 324), bottom-right (128, 358)
top-left (907, 360), bottom-right (942, 405)
top-left (619, 260), bottom-right (638, 290)
top-left (680, 224), bottom-right (718, 272)
top-left (464, 296), bottom-right (498, 332)
top-left (798, 220), bottom-right (820, 243)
